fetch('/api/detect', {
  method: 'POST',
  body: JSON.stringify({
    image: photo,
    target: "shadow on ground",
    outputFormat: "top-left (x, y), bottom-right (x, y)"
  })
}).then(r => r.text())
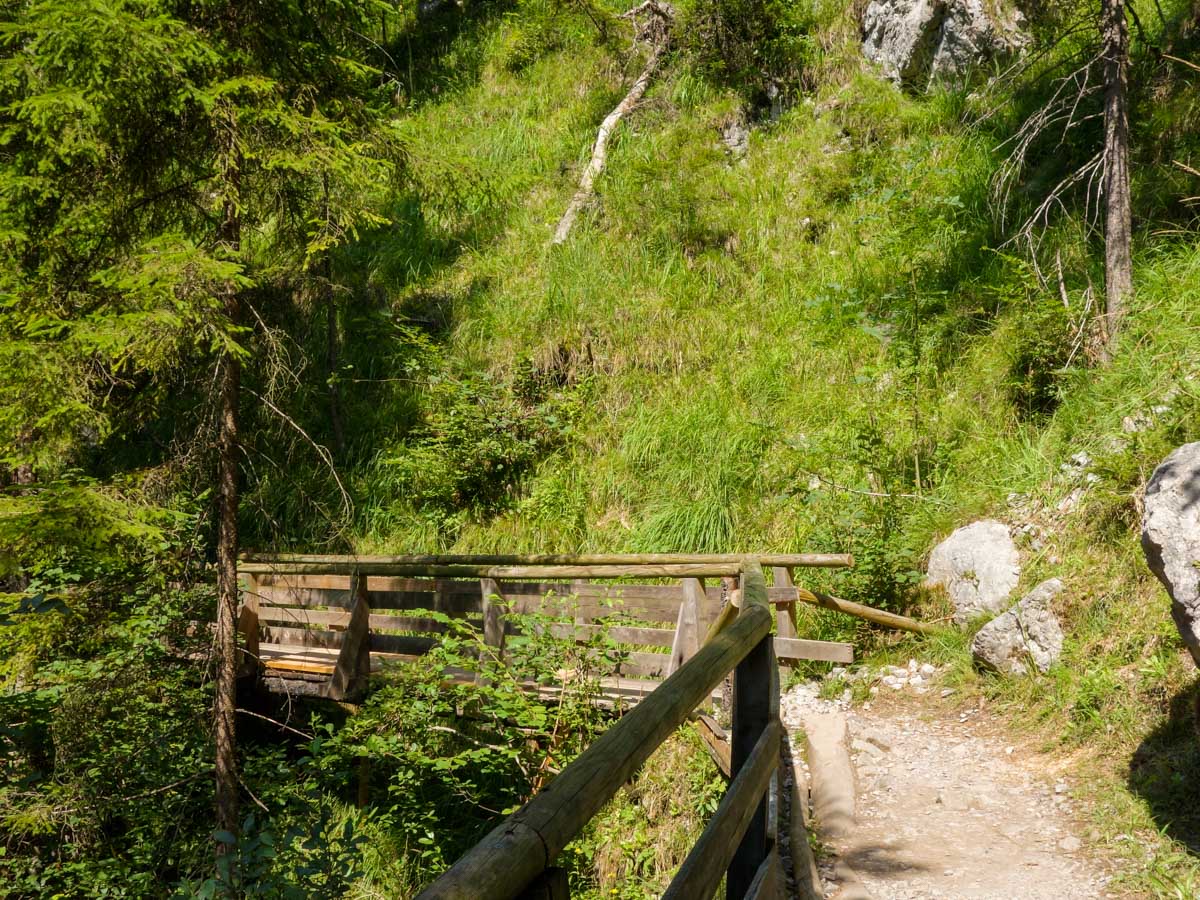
top-left (1129, 679), bottom-right (1200, 854)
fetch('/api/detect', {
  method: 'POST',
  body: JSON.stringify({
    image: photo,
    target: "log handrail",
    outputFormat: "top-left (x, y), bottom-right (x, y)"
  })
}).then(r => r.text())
top-left (663, 718), bottom-right (782, 899)
top-left (241, 552), bottom-right (853, 568)
top-left (241, 562), bottom-right (746, 578)
top-left (415, 559), bottom-right (782, 900)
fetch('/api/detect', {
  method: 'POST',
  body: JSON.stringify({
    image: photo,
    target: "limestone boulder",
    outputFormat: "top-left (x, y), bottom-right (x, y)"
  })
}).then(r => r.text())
top-left (861, 0), bottom-right (1027, 90)
top-left (1142, 442), bottom-right (1200, 666)
top-left (926, 519), bottom-right (1020, 624)
top-left (971, 579), bottom-right (1065, 676)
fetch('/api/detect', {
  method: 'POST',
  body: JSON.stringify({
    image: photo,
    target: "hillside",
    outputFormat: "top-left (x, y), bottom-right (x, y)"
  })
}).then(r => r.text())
top-left (6, 0), bottom-right (1200, 895)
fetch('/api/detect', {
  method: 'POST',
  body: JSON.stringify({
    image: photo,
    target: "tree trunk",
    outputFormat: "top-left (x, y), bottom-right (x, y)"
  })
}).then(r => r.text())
top-left (214, 100), bottom-right (243, 854)
top-left (325, 279), bottom-right (347, 458)
top-left (1101, 0), bottom-right (1132, 360)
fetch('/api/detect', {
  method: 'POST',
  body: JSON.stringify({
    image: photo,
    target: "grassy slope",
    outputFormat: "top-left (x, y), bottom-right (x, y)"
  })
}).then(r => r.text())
top-left (344, 2), bottom-right (1200, 895)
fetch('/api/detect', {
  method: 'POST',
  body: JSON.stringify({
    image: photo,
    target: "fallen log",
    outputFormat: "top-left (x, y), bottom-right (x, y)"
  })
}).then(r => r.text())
top-left (551, 0), bottom-right (673, 244)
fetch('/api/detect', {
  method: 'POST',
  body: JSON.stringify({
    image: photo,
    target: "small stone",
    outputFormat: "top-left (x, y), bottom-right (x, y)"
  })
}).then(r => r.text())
top-left (920, 663), bottom-right (936, 676)
top-left (1005, 746), bottom-right (1014, 755)
top-left (908, 658), bottom-right (918, 672)
top-left (861, 729), bottom-right (892, 752)
top-left (1054, 782), bottom-right (1068, 794)
top-left (852, 738), bottom-right (885, 759)
top-left (910, 674), bottom-right (924, 686)
top-left (940, 688), bottom-right (955, 698)
top-left (1059, 836), bottom-right (1082, 852)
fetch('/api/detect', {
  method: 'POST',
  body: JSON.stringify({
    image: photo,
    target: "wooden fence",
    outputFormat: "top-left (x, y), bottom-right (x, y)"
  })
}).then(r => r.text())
top-left (416, 559), bottom-right (789, 900)
top-left (235, 553), bottom-right (854, 898)
top-left (236, 553), bottom-right (854, 703)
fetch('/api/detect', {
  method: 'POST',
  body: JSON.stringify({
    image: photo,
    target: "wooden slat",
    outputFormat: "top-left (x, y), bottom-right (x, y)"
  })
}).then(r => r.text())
top-left (773, 637), bottom-right (854, 664)
top-left (745, 849), bottom-right (783, 900)
top-left (669, 578), bottom-right (703, 675)
top-left (261, 625), bottom-right (341, 648)
top-left (255, 585), bottom-right (478, 614)
top-left (263, 657), bottom-right (335, 675)
top-left (542, 622), bottom-right (675, 647)
top-left (663, 718), bottom-right (782, 900)
top-left (326, 573), bottom-right (371, 700)
top-left (728, 562), bottom-right (774, 898)
top-left (260, 606), bottom-right (449, 635)
top-left (238, 573), bottom-right (260, 676)
top-left (694, 713), bottom-right (731, 778)
top-left (772, 567), bottom-right (798, 641)
top-left (416, 600), bottom-right (774, 900)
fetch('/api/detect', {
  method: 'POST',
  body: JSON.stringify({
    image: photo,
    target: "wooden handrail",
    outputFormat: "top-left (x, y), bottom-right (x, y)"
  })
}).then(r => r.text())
top-left (415, 565), bottom-right (774, 900)
top-left (242, 552), bottom-right (853, 568)
top-left (663, 718), bottom-right (781, 899)
top-left (415, 559), bottom-right (785, 900)
top-left (240, 562), bottom-right (745, 578)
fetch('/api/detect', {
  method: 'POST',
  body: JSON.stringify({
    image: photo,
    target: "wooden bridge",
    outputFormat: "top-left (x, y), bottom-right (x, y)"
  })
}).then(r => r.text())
top-left (236, 552), bottom-right (859, 703)
top-left (234, 552), bottom-right (903, 899)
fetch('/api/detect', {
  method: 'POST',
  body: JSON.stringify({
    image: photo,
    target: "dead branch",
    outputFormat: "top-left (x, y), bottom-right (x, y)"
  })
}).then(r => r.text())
top-left (552, 1), bottom-right (674, 245)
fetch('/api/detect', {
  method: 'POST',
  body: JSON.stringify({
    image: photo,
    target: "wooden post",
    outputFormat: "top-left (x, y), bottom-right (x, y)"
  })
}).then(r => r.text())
top-left (236, 572), bottom-right (260, 677)
top-left (478, 578), bottom-right (506, 685)
top-left (326, 571), bottom-right (371, 701)
top-left (728, 569), bottom-right (774, 899)
top-left (772, 566), bottom-right (798, 640)
top-left (669, 578), bottom-right (703, 675)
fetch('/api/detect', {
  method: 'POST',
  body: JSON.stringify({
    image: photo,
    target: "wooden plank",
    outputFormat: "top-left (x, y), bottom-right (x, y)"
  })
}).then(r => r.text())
top-left (478, 578), bottom-right (506, 686)
top-left (261, 625), bottom-right (341, 648)
top-left (669, 578), bottom-right (702, 675)
top-left (244, 552), bottom-right (854, 568)
top-left (745, 849), bottom-right (783, 900)
top-left (772, 567), bottom-right (798, 641)
top-left (480, 578), bottom-right (507, 655)
top-left (612, 650), bottom-right (671, 680)
top-left (256, 585), bottom-right (476, 614)
top-left (773, 637), bottom-right (854, 664)
top-left (542, 622), bottom-right (675, 648)
top-left (263, 657), bottom-right (335, 675)
top-left (662, 719), bottom-right (781, 900)
top-left (415, 598), bottom-right (774, 900)
top-left (729, 562), bottom-right (773, 899)
top-left (694, 713), bottom-right (731, 778)
top-left (326, 573), bottom-right (371, 701)
top-left (238, 573), bottom-right (260, 676)
top-left (260, 606), bottom-right (448, 635)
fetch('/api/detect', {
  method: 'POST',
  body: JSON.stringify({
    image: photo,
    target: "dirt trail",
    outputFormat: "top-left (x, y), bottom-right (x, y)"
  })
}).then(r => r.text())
top-left (781, 680), bottom-right (1115, 900)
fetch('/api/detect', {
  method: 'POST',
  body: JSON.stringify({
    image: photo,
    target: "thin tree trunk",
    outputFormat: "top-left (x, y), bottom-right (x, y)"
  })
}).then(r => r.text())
top-left (214, 99), bottom-right (243, 853)
top-left (1101, 0), bottom-right (1132, 360)
top-left (324, 268), bottom-right (346, 458)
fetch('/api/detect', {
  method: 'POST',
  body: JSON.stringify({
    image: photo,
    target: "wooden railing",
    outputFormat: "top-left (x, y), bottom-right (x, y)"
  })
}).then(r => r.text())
top-left (236, 553), bottom-right (856, 703)
top-left (414, 558), bottom-right (790, 900)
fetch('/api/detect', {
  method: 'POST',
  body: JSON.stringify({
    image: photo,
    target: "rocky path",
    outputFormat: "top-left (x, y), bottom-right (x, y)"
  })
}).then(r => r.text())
top-left (781, 675), bottom-right (1115, 900)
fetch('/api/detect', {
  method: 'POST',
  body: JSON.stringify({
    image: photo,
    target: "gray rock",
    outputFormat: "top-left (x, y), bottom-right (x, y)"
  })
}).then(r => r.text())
top-left (861, 0), bottom-right (1027, 90)
top-left (926, 520), bottom-right (1021, 624)
top-left (1143, 442), bottom-right (1200, 666)
top-left (970, 579), bottom-right (1065, 676)
top-left (720, 116), bottom-right (750, 158)
top-left (1059, 836), bottom-right (1082, 853)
